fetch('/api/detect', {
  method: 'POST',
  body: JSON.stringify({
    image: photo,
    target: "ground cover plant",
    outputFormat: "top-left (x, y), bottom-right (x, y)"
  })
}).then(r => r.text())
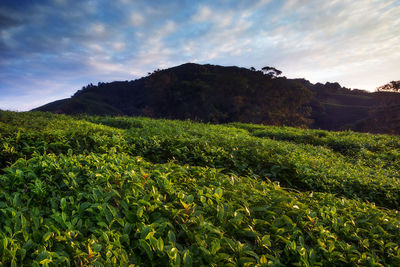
top-left (0, 110), bottom-right (399, 266)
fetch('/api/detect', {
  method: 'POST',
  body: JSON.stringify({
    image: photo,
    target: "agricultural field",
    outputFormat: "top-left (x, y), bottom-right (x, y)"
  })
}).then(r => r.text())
top-left (0, 110), bottom-right (399, 266)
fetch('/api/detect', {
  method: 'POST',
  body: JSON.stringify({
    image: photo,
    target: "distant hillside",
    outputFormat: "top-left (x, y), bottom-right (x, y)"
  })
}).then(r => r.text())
top-left (34, 63), bottom-right (400, 134)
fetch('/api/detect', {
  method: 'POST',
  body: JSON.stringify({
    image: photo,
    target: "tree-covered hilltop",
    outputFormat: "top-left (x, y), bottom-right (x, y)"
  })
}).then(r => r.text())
top-left (34, 63), bottom-right (400, 134)
top-left (35, 63), bottom-right (313, 128)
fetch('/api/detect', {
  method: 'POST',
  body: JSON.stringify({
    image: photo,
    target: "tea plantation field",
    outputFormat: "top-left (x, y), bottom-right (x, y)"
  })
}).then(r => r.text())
top-left (0, 110), bottom-right (399, 266)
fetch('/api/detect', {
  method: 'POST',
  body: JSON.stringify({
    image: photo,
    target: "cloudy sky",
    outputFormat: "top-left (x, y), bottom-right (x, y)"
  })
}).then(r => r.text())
top-left (0, 0), bottom-right (399, 111)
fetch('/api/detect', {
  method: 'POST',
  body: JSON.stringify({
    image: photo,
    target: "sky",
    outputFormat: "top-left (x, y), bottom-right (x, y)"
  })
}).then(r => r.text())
top-left (0, 0), bottom-right (399, 111)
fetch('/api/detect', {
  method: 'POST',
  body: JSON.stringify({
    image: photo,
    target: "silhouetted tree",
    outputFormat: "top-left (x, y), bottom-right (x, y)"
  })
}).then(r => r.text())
top-left (377, 80), bottom-right (400, 92)
top-left (261, 66), bottom-right (282, 77)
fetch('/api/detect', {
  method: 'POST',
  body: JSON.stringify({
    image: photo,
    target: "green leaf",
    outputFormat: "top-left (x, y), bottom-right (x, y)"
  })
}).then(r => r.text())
top-left (168, 230), bottom-right (176, 245)
top-left (61, 211), bottom-right (67, 222)
top-left (210, 240), bottom-right (221, 255)
top-left (262, 235), bottom-right (271, 248)
top-left (215, 188), bottom-right (223, 199)
top-left (97, 221), bottom-right (109, 228)
top-left (168, 247), bottom-right (180, 265)
top-left (19, 248), bottom-right (27, 261)
top-left (183, 249), bottom-right (192, 267)
top-left (40, 258), bottom-right (52, 265)
top-left (139, 239), bottom-right (153, 260)
top-left (149, 236), bottom-right (158, 249)
top-left (186, 194), bottom-right (194, 203)
top-left (23, 240), bottom-right (34, 251)
top-left (124, 222), bottom-right (132, 235)
top-left (60, 198), bottom-right (66, 210)
top-left (43, 232), bottom-right (52, 242)
top-left (1, 237), bottom-right (8, 250)
top-left (157, 238), bottom-right (164, 252)
top-left (137, 207), bottom-right (144, 218)
top-left (140, 226), bottom-right (150, 240)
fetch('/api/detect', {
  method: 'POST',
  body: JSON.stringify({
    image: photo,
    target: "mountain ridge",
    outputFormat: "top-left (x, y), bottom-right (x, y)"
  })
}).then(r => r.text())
top-left (33, 63), bottom-right (400, 134)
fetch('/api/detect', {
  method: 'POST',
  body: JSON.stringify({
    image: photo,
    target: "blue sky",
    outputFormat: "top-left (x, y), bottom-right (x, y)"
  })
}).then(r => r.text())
top-left (0, 0), bottom-right (399, 111)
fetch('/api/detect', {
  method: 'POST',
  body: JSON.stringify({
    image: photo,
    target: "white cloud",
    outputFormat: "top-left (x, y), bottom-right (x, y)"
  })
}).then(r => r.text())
top-left (184, 4), bottom-right (255, 62)
top-left (136, 20), bottom-right (176, 59)
top-left (91, 23), bottom-right (106, 35)
top-left (192, 5), bottom-right (234, 28)
top-left (180, 0), bottom-right (399, 90)
top-left (192, 6), bottom-right (212, 22)
top-left (254, 0), bottom-right (273, 9)
top-left (82, 1), bottom-right (99, 14)
top-left (87, 58), bottom-right (128, 75)
top-left (130, 12), bottom-right (145, 26)
top-left (112, 41), bottom-right (126, 51)
top-left (246, 0), bottom-right (400, 90)
top-left (2, 0), bottom-right (400, 112)
top-left (85, 42), bottom-right (104, 52)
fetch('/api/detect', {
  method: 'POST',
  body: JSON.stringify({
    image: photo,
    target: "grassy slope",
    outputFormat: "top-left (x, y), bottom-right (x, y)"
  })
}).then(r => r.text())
top-left (0, 111), bottom-right (399, 266)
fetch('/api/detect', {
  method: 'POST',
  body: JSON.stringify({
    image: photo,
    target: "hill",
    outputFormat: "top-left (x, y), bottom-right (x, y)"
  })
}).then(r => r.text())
top-left (0, 110), bottom-right (400, 265)
top-left (33, 63), bottom-right (400, 134)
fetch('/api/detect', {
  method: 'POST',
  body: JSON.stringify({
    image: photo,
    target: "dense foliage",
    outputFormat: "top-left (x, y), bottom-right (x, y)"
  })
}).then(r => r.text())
top-left (1, 111), bottom-right (400, 266)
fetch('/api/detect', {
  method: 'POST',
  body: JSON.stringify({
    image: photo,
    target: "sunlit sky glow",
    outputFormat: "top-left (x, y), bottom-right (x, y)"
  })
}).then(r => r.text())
top-left (0, 0), bottom-right (399, 111)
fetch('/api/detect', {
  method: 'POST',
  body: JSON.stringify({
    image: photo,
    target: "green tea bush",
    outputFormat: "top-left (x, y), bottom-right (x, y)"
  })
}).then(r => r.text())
top-left (229, 122), bottom-right (400, 167)
top-left (101, 117), bottom-right (400, 209)
top-left (0, 111), bottom-right (400, 265)
top-left (0, 111), bottom-right (130, 169)
top-left (1, 152), bottom-right (399, 266)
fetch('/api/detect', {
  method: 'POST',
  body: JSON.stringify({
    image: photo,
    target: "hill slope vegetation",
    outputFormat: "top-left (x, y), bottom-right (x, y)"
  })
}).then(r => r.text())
top-left (0, 110), bottom-right (399, 265)
top-left (34, 63), bottom-right (400, 134)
